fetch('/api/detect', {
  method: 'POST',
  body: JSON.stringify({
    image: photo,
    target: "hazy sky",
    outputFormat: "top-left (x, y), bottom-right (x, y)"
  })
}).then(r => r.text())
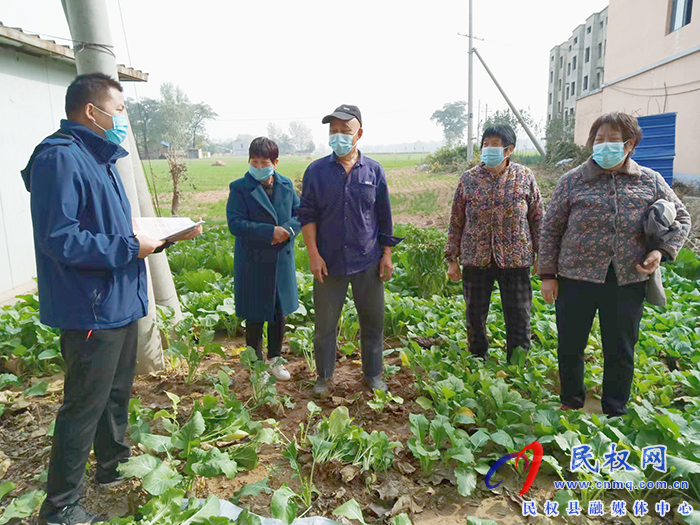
top-left (3, 0), bottom-right (608, 148)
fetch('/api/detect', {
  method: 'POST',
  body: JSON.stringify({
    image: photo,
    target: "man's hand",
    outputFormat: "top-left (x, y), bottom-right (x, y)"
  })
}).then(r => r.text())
top-left (272, 226), bottom-right (291, 245)
top-left (169, 221), bottom-right (204, 242)
top-left (137, 235), bottom-right (165, 258)
top-left (379, 251), bottom-right (394, 281)
top-left (636, 250), bottom-right (662, 275)
top-left (541, 278), bottom-right (558, 304)
top-left (310, 253), bottom-right (328, 283)
top-left (447, 261), bottom-right (462, 282)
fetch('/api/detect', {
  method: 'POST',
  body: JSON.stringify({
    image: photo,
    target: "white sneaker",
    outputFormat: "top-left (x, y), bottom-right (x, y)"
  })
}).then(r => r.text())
top-left (269, 358), bottom-right (291, 381)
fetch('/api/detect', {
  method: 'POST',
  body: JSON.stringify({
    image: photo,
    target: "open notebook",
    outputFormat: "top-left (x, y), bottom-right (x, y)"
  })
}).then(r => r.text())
top-left (132, 217), bottom-right (205, 243)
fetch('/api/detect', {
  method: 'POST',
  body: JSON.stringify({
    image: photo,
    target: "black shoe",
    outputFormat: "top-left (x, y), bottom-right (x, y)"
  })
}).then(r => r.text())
top-left (96, 475), bottom-right (126, 489)
top-left (364, 375), bottom-right (387, 392)
top-left (39, 501), bottom-right (100, 525)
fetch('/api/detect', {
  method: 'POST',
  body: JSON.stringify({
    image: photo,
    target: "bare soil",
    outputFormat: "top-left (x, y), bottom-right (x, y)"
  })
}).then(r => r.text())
top-left (1, 337), bottom-right (629, 525)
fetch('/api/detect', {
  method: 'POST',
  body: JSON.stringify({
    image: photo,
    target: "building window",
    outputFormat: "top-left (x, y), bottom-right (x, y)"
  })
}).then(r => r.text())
top-left (550, 71), bottom-right (553, 83)
top-left (568, 45), bottom-right (572, 51)
top-left (597, 72), bottom-right (601, 87)
top-left (587, 26), bottom-right (591, 34)
top-left (584, 76), bottom-right (589, 90)
top-left (574, 37), bottom-right (578, 44)
top-left (670, 0), bottom-right (693, 32)
top-left (573, 56), bottom-right (577, 70)
top-left (571, 81), bottom-right (576, 96)
top-left (558, 101), bottom-right (561, 112)
top-left (548, 114), bottom-right (551, 122)
top-left (568, 62), bottom-right (571, 75)
top-left (600, 20), bottom-right (604, 28)
top-left (598, 42), bottom-right (603, 58)
top-left (560, 56), bottom-right (563, 68)
top-left (549, 93), bottom-right (553, 104)
top-left (566, 85), bottom-right (570, 99)
top-left (571, 108), bottom-right (575, 117)
top-left (585, 47), bottom-right (590, 62)
top-left (565, 109), bottom-right (569, 121)
top-left (559, 79), bottom-right (562, 90)
top-left (551, 55), bottom-right (554, 62)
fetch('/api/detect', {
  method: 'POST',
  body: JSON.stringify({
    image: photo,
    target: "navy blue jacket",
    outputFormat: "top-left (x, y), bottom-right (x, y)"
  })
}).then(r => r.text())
top-left (298, 152), bottom-right (402, 276)
top-left (227, 172), bottom-right (300, 322)
top-left (21, 120), bottom-right (147, 330)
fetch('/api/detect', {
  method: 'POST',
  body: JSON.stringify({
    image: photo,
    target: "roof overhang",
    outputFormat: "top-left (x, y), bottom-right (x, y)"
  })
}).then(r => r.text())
top-left (0, 22), bottom-right (148, 82)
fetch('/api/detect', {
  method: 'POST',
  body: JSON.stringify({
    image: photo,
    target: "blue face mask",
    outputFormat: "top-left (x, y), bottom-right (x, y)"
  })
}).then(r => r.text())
top-left (592, 141), bottom-right (628, 169)
top-left (329, 131), bottom-right (358, 157)
top-left (481, 146), bottom-right (506, 167)
top-left (94, 106), bottom-right (128, 145)
top-left (248, 164), bottom-right (275, 181)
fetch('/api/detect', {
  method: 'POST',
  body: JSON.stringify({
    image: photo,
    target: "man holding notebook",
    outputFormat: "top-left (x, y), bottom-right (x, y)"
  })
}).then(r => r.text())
top-left (21, 73), bottom-right (201, 525)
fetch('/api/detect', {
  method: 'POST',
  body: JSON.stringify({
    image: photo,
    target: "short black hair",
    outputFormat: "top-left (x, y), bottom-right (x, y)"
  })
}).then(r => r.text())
top-left (586, 112), bottom-right (643, 150)
top-left (249, 137), bottom-right (279, 162)
top-left (481, 124), bottom-right (516, 148)
top-left (65, 73), bottom-right (123, 118)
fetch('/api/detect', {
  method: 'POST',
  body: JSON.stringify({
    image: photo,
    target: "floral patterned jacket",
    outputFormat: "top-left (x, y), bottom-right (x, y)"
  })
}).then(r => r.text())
top-left (538, 157), bottom-right (691, 285)
top-left (445, 161), bottom-right (544, 268)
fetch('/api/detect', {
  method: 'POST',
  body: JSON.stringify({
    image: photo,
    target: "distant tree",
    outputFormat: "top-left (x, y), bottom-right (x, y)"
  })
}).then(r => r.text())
top-left (188, 102), bottom-right (217, 149)
top-left (431, 101), bottom-right (467, 146)
top-left (126, 97), bottom-right (161, 157)
top-left (483, 108), bottom-right (540, 138)
top-left (266, 123), bottom-right (294, 155)
top-left (545, 116), bottom-right (575, 145)
top-left (288, 121), bottom-right (315, 154)
top-left (126, 83), bottom-right (218, 154)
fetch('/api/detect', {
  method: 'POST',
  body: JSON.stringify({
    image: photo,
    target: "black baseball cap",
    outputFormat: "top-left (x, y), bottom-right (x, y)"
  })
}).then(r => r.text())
top-left (322, 104), bottom-right (362, 127)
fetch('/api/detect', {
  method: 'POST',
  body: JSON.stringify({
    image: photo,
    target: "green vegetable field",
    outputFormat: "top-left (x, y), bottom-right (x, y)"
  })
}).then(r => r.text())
top-left (1, 220), bottom-right (700, 524)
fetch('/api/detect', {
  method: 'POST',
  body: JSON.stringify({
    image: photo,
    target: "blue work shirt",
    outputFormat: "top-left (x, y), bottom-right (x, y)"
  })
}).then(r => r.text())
top-left (298, 152), bottom-right (402, 276)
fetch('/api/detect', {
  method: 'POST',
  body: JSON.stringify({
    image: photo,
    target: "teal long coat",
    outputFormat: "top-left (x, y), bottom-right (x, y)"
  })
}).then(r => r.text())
top-left (226, 172), bottom-right (300, 322)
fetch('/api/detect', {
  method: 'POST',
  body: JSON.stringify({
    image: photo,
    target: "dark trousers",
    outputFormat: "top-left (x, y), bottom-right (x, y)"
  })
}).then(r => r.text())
top-left (313, 262), bottom-right (384, 380)
top-left (462, 265), bottom-right (532, 361)
top-left (44, 321), bottom-right (138, 509)
top-left (246, 297), bottom-right (285, 360)
top-left (556, 266), bottom-right (646, 415)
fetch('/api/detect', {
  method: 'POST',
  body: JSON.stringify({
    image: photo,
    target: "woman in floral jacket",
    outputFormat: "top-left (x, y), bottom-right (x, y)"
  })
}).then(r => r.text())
top-left (446, 124), bottom-right (544, 362)
top-left (539, 112), bottom-right (691, 416)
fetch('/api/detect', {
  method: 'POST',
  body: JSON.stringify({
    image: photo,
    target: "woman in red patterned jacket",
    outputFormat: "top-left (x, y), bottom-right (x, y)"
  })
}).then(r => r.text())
top-left (445, 124), bottom-right (544, 362)
top-left (538, 112), bottom-right (690, 416)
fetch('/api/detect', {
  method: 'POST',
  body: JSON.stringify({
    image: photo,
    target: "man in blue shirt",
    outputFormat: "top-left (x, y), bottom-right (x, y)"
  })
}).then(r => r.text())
top-left (299, 105), bottom-right (401, 398)
top-left (22, 73), bottom-right (200, 525)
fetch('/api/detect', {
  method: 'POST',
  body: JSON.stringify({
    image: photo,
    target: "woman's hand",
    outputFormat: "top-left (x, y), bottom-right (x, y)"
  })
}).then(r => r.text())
top-left (636, 250), bottom-right (662, 275)
top-left (271, 226), bottom-right (291, 245)
top-left (447, 261), bottom-right (462, 282)
top-left (541, 278), bottom-right (559, 304)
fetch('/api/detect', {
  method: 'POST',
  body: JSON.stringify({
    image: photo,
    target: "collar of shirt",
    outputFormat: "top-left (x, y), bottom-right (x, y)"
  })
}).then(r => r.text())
top-left (332, 150), bottom-right (365, 169)
top-left (582, 156), bottom-right (642, 182)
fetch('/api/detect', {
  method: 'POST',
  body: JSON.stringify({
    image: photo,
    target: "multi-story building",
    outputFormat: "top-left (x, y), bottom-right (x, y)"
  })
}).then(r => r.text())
top-left (547, 7), bottom-right (609, 123)
top-left (575, 0), bottom-right (698, 181)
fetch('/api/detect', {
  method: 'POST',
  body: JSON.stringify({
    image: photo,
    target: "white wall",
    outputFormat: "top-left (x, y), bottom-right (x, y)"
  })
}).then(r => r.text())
top-left (0, 48), bottom-right (76, 302)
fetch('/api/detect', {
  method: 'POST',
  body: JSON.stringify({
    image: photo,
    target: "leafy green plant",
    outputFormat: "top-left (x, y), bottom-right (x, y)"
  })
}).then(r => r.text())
top-left (0, 490), bottom-right (45, 525)
top-left (368, 389), bottom-right (404, 413)
top-left (0, 294), bottom-right (62, 377)
top-left (240, 347), bottom-right (279, 409)
top-left (167, 315), bottom-right (226, 384)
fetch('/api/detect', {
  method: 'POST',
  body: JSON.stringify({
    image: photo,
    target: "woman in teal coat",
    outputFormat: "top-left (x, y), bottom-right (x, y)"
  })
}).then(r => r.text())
top-left (226, 137), bottom-right (300, 380)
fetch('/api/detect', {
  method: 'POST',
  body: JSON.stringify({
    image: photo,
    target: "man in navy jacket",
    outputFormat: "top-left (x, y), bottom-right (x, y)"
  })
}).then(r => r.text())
top-left (299, 105), bottom-right (402, 399)
top-left (21, 73), bottom-right (197, 525)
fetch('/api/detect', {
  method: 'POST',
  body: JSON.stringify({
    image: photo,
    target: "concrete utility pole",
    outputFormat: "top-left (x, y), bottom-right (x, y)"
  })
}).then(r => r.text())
top-left (472, 47), bottom-right (546, 158)
top-left (62, 0), bottom-right (170, 373)
top-left (467, 0), bottom-right (474, 161)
